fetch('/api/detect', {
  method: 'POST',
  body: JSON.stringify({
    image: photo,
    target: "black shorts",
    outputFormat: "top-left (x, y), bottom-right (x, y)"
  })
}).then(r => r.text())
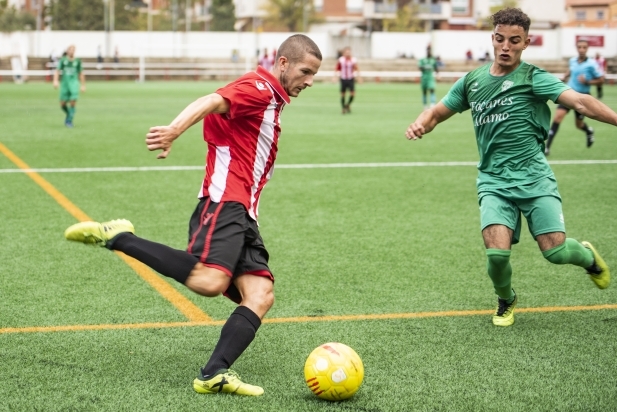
top-left (187, 197), bottom-right (273, 303)
top-left (557, 104), bottom-right (585, 120)
top-left (340, 79), bottom-right (355, 93)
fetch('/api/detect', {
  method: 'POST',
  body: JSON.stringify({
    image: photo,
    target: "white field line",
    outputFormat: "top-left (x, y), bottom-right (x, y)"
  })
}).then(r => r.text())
top-left (0, 160), bottom-right (616, 174)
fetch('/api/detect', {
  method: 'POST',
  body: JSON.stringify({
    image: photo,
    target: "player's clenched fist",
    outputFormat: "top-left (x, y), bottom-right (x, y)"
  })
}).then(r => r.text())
top-left (146, 125), bottom-right (179, 159)
top-left (405, 122), bottom-right (425, 140)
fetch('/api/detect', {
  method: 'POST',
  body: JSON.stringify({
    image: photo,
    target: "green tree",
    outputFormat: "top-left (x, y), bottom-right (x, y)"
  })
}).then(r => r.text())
top-left (114, 0), bottom-right (142, 30)
top-left (383, 3), bottom-right (422, 32)
top-left (0, 0), bottom-right (36, 32)
top-left (263, 0), bottom-right (319, 32)
top-left (51, 0), bottom-right (104, 30)
top-left (482, 0), bottom-right (519, 28)
top-left (50, 0), bottom-right (140, 31)
top-left (489, 0), bottom-right (519, 14)
top-left (210, 0), bottom-right (235, 31)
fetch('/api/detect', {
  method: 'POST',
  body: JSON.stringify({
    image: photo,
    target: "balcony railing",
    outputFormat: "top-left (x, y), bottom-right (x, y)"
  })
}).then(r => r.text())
top-left (374, 2), bottom-right (397, 14)
top-left (418, 4), bottom-right (442, 14)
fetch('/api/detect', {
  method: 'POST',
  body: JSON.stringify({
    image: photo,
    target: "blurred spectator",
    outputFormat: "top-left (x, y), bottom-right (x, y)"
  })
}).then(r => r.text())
top-left (97, 45), bottom-right (103, 70)
top-left (595, 52), bottom-right (607, 99)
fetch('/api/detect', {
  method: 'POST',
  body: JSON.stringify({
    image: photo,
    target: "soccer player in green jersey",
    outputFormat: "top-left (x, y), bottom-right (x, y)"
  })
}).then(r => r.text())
top-left (405, 8), bottom-right (615, 327)
top-left (418, 47), bottom-right (439, 109)
top-left (53, 45), bottom-right (86, 128)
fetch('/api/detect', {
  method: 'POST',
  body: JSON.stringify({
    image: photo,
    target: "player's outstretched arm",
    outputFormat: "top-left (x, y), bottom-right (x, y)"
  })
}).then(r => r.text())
top-left (561, 69), bottom-right (571, 83)
top-left (146, 93), bottom-right (230, 159)
top-left (557, 89), bottom-right (617, 126)
top-left (405, 102), bottom-right (455, 140)
top-left (53, 70), bottom-right (59, 89)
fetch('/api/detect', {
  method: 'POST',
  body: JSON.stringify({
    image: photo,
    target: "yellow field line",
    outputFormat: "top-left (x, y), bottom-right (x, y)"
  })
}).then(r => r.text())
top-left (2, 303), bottom-right (617, 335)
top-left (0, 142), bottom-right (211, 322)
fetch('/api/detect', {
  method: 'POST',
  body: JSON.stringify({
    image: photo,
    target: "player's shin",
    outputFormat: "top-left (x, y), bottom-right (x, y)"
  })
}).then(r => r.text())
top-left (201, 306), bottom-right (261, 376)
top-left (67, 106), bottom-right (76, 122)
top-left (486, 248), bottom-right (514, 301)
top-left (108, 233), bottom-right (198, 284)
top-left (542, 238), bottom-right (593, 267)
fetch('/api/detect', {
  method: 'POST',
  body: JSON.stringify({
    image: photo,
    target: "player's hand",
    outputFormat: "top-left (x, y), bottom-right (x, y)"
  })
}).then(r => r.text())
top-left (146, 125), bottom-right (180, 159)
top-left (53, 81), bottom-right (59, 89)
top-left (577, 74), bottom-right (587, 84)
top-left (405, 121), bottom-right (425, 140)
top-left (80, 85), bottom-right (86, 92)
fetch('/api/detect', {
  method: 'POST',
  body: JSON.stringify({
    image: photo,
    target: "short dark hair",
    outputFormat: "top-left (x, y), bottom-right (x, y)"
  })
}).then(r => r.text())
top-left (491, 8), bottom-right (531, 33)
top-left (276, 34), bottom-right (322, 64)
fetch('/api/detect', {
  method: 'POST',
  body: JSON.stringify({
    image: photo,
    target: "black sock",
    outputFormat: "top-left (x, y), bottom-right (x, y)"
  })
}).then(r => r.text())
top-left (347, 95), bottom-right (354, 106)
top-left (546, 122), bottom-right (560, 148)
top-left (341, 97), bottom-right (345, 108)
top-left (201, 306), bottom-right (261, 377)
top-left (108, 233), bottom-right (198, 284)
top-left (582, 124), bottom-right (591, 134)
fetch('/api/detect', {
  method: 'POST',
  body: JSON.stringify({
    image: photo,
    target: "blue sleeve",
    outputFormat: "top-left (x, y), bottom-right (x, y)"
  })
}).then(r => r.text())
top-left (532, 69), bottom-right (570, 103)
top-left (591, 60), bottom-right (603, 79)
top-left (441, 76), bottom-right (469, 113)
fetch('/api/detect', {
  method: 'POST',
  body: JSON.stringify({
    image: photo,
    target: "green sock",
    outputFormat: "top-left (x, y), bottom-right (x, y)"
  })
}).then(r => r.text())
top-left (542, 238), bottom-right (594, 268)
top-left (61, 105), bottom-right (69, 120)
top-left (67, 106), bottom-right (76, 122)
top-left (486, 248), bottom-right (514, 301)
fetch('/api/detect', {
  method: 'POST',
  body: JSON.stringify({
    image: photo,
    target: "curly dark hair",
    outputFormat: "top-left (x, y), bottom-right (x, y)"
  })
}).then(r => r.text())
top-left (491, 8), bottom-right (531, 32)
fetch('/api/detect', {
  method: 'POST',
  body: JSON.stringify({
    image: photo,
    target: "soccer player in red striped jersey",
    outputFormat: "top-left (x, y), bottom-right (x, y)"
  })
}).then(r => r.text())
top-left (334, 46), bottom-right (360, 114)
top-left (64, 34), bottom-right (322, 396)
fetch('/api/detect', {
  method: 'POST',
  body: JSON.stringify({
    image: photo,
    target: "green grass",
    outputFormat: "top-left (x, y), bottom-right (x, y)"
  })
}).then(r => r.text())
top-left (1, 80), bottom-right (616, 411)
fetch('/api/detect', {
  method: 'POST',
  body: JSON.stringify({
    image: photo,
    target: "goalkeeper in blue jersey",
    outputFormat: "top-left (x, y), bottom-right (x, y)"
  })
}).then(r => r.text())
top-left (544, 39), bottom-right (604, 155)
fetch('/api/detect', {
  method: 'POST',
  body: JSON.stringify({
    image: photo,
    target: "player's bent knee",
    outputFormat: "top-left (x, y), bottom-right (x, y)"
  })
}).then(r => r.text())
top-left (185, 268), bottom-right (231, 297)
top-left (486, 249), bottom-right (511, 269)
top-left (241, 285), bottom-right (275, 317)
top-left (542, 243), bottom-right (568, 265)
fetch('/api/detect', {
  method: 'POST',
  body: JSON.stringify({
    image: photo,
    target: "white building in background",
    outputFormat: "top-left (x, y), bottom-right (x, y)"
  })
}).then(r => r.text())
top-left (233, 0), bottom-right (570, 33)
top-left (416, 0), bottom-right (567, 30)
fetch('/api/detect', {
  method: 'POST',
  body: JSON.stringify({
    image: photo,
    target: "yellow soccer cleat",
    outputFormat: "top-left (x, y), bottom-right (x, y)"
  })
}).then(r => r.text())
top-left (582, 241), bottom-right (610, 289)
top-left (64, 219), bottom-right (134, 246)
top-left (193, 369), bottom-right (264, 396)
top-left (492, 293), bottom-right (517, 327)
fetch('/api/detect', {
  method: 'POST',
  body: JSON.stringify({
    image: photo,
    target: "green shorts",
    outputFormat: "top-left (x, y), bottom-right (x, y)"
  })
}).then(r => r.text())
top-left (421, 78), bottom-right (436, 90)
top-left (59, 84), bottom-right (80, 102)
top-left (478, 177), bottom-right (564, 244)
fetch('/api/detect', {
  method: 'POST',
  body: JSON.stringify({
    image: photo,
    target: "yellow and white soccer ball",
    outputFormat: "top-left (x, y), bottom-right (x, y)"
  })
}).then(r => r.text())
top-left (304, 342), bottom-right (364, 401)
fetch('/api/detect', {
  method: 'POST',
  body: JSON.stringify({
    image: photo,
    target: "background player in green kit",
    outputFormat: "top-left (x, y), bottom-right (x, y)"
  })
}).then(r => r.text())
top-left (53, 45), bottom-right (86, 128)
top-left (418, 47), bottom-right (439, 109)
top-left (405, 8), bottom-right (616, 327)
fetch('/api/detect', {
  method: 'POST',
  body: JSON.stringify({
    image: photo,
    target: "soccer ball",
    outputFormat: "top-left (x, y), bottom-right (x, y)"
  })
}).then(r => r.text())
top-left (304, 342), bottom-right (364, 401)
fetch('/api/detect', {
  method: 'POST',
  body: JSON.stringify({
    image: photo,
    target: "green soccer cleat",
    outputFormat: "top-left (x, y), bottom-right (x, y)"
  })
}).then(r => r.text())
top-left (492, 292), bottom-right (517, 327)
top-left (64, 219), bottom-right (134, 246)
top-left (582, 241), bottom-right (610, 289)
top-left (193, 369), bottom-right (264, 396)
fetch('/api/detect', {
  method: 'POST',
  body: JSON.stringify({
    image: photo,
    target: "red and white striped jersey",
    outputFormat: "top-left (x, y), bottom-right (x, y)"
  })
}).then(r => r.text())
top-left (199, 65), bottom-right (290, 221)
top-left (335, 56), bottom-right (357, 80)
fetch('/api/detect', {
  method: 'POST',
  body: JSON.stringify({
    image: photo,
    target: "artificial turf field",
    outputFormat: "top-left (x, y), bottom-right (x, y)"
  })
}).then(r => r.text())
top-left (1, 79), bottom-right (616, 412)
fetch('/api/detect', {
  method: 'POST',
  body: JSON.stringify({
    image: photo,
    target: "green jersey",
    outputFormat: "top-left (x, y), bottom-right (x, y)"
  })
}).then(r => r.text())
top-left (419, 57), bottom-right (437, 81)
top-left (57, 57), bottom-right (82, 86)
top-left (441, 62), bottom-right (569, 192)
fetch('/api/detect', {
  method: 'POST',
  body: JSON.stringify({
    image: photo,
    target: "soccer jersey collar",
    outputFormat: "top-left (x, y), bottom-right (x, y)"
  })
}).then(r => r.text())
top-left (256, 65), bottom-right (290, 104)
